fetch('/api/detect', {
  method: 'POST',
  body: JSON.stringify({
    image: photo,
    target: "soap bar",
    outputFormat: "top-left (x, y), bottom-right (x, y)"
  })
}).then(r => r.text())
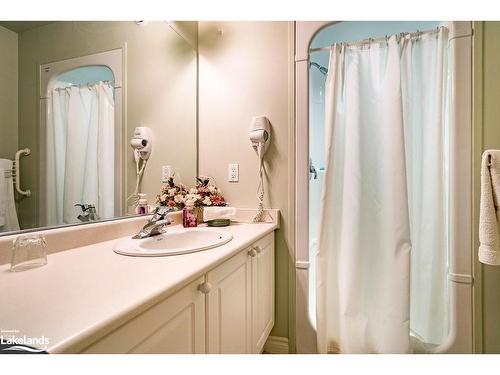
top-left (207, 219), bottom-right (230, 227)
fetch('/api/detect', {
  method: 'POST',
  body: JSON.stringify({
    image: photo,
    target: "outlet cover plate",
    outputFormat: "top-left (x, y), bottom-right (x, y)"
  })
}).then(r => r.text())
top-left (228, 163), bottom-right (239, 182)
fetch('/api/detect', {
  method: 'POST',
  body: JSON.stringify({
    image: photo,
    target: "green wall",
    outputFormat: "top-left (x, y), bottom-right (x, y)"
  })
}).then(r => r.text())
top-left (0, 26), bottom-right (18, 161)
top-left (474, 21), bottom-right (500, 354)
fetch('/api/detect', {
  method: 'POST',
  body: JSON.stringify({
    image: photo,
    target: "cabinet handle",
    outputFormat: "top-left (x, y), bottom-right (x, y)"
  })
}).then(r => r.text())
top-left (248, 248), bottom-right (257, 257)
top-left (254, 246), bottom-right (262, 254)
top-left (198, 281), bottom-right (212, 294)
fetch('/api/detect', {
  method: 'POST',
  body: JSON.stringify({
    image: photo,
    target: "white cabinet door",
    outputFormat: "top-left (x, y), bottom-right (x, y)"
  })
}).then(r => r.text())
top-left (250, 232), bottom-right (275, 353)
top-left (206, 249), bottom-right (252, 353)
top-left (81, 277), bottom-right (206, 354)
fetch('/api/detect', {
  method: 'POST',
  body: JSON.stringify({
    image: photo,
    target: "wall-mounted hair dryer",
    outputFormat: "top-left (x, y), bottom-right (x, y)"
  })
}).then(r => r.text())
top-left (250, 116), bottom-right (271, 222)
top-left (130, 126), bottom-right (153, 161)
top-left (250, 116), bottom-right (271, 160)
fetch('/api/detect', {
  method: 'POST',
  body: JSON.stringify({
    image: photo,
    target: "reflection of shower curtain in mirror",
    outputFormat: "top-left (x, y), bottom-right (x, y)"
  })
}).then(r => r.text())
top-left (46, 82), bottom-right (114, 225)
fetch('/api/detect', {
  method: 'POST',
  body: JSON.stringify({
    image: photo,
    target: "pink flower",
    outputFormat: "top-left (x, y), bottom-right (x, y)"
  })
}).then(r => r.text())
top-left (211, 195), bottom-right (225, 206)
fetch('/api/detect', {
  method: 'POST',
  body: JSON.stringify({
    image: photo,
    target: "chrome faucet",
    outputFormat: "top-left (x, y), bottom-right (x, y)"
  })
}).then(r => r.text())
top-left (75, 204), bottom-right (99, 222)
top-left (133, 206), bottom-right (176, 239)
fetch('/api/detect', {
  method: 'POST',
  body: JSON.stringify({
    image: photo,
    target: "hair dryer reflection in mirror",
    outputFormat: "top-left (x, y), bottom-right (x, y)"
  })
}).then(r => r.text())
top-left (127, 126), bottom-right (154, 208)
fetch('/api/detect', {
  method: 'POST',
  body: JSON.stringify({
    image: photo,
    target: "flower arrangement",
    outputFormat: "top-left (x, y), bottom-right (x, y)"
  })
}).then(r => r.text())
top-left (189, 177), bottom-right (227, 207)
top-left (156, 177), bottom-right (189, 209)
top-left (156, 176), bottom-right (226, 210)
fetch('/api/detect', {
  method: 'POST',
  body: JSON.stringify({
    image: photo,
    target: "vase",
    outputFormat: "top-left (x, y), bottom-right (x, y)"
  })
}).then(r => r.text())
top-left (194, 206), bottom-right (204, 223)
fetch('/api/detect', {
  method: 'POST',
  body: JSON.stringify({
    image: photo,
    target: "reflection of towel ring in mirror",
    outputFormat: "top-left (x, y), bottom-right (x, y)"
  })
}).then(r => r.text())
top-left (13, 148), bottom-right (31, 197)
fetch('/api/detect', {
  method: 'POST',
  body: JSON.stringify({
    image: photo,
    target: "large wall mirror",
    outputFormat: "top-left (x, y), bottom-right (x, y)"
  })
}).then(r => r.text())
top-left (0, 21), bottom-right (198, 236)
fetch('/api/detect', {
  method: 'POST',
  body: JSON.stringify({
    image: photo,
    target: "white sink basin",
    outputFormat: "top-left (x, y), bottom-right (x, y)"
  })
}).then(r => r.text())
top-left (113, 227), bottom-right (233, 257)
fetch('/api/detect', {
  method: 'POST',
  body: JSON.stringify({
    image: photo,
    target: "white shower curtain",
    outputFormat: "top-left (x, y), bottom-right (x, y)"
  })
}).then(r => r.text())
top-left (402, 29), bottom-right (449, 347)
top-left (316, 28), bottom-right (449, 353)
top-left (46, 82), bottom-right (115, 225)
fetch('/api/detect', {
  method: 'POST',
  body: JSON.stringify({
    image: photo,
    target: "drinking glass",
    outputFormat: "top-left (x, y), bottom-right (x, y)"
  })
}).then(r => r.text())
top-left (10, 234), bottom-right (48, 272)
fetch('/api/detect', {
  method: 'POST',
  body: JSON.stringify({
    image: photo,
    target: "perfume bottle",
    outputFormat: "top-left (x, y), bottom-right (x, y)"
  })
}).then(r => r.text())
top-left (183, 200), bottom-right (198, 228)
top-left (135, 193), bottom-right (149, 215)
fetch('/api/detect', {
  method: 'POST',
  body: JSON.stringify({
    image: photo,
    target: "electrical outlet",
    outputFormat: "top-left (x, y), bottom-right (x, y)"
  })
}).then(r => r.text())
top-left (228, 163), bottom-right (239, 182)
top-left (162, 165), bottom-right (173, 182)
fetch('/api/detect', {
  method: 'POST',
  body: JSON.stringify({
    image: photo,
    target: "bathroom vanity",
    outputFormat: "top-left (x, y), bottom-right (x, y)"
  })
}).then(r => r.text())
top-left (0, 210), bottom-right (278, 354)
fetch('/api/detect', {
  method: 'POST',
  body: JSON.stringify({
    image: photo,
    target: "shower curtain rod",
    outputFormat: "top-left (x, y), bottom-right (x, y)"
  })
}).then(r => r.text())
top-left (309, 25), bottom-right (446, 53)
top-left (53, 80), bottom-right (117, 91)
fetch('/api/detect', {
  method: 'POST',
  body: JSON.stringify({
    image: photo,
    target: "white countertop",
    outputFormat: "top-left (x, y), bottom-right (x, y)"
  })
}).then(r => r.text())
top-left (0, 221), bottom-right (278, 353)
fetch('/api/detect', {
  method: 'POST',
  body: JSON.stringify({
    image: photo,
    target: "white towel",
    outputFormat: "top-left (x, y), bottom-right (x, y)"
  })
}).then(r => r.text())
top-left (479, 150), bottom-right (500, 265)
top-left (203, 206), bottom-right (237, 222)
top-left (0, 159), bottom-right (20, 233)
